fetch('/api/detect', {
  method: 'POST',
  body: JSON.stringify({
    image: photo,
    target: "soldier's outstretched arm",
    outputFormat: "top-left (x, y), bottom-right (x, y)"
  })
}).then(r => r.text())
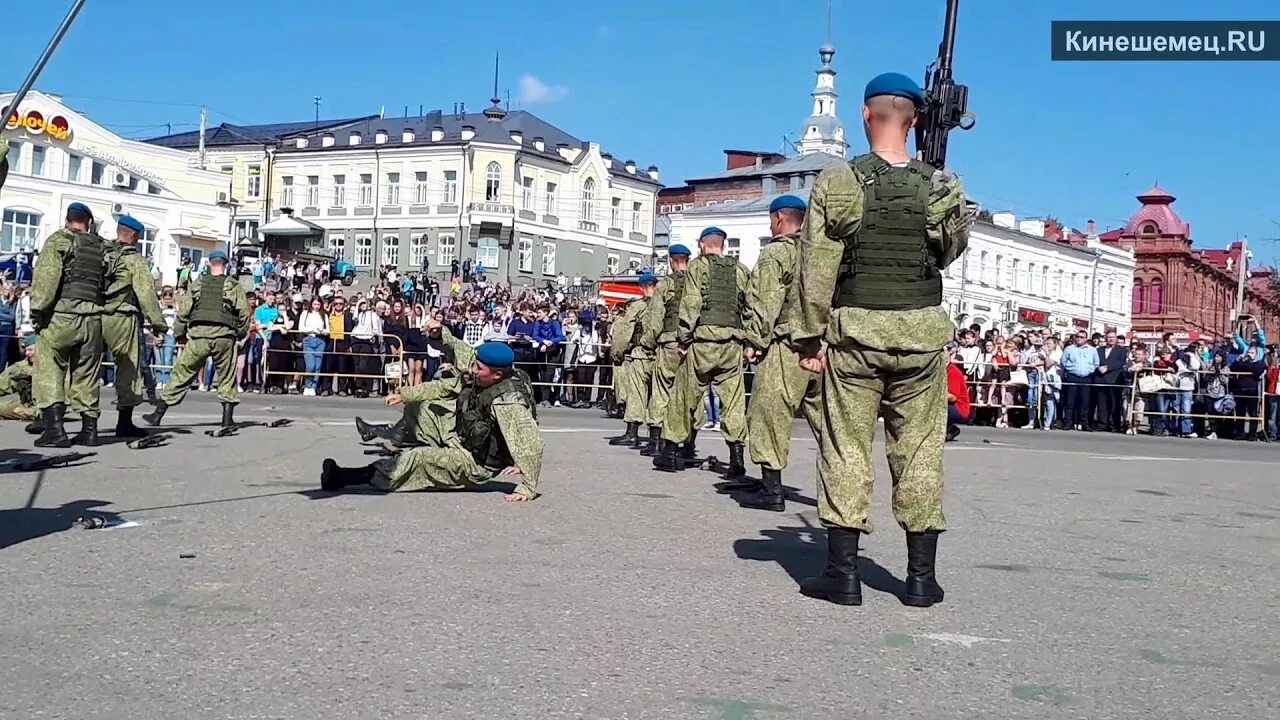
top-left (131, 257), bottom-right (168, 331)
top-left (676, 260), bottom-right (705, 345)
top-left (794, 166), bottom-right (862, 352)
top-left (927, 168), bottom-right (975, 270)
top-left (28, 234), bottom-right (68, 323)
top-left (399, 374), bottom-right (460, 404)
top-left (439, 325), bottom-right (477, 370)
top-left (493, 398), bottom-right (544, 500)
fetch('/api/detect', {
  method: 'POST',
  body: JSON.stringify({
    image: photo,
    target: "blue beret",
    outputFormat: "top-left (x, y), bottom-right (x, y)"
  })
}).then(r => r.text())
top-left (475, 341), bottom-right (515, 369)
top-left (66, 202), bottom-right (93, 218)
top-left (207, 250), bottom-right (230, 263)
top-left (22, 333), bottom-right (38, 348)
top-left (667, 243), bottom-right (691, 257)
top-left (638, 272), bottom-right (657, 284)
top-left (864, 72), bottom-right (925, 107)
top-left (769, 195), bottom-right (807, 213)
top-left (116, 215), bottom-right (144, 233)
top-left (699, 226), bottom-right (726, 241)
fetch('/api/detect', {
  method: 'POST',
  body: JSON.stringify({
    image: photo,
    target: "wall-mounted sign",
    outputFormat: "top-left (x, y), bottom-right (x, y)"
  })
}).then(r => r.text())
top-left (2, 107), bottom-right (72, 141)
top-left (971, 303), bottom-right (991, 312)
top-left (1018, 307), bottom-right (1049, 326)
top-left (69, 141), bottom-right (163, 185)
top-left (1073, 318), bottom-right (1090, 329)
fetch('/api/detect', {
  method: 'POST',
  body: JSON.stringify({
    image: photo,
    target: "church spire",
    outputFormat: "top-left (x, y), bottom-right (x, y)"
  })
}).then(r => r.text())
top-left (796, 0), bottom-right (846, 157)
top-left (483, 50), bottom-right (506, 122)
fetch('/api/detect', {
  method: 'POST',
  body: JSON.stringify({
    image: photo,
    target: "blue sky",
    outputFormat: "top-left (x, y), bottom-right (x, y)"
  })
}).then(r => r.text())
top-left (4, 0), bottom-right (1278, 264)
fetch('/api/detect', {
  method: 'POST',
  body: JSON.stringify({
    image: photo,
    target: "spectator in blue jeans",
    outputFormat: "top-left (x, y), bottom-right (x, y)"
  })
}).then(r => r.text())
top-left (703, 386), bottom-right (721, 430)
top-left (296, 298), bottom-right (329, 396)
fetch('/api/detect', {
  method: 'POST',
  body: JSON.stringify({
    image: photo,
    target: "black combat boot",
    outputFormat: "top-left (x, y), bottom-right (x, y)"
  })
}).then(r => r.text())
top-left (608, 422), bottom-right (640, 446)
top-left (33, 404), bottom-right (72, 449)
top-left (901, 531), bottom-right (945, 607)
top-left (653, 439), bottom-right (681, 472)
top-left (725, 442), bottom-right (746, 479)
top-left (679, 430), bottom-right (698, 469)
top-left (142, 400), bottom-right (168, 427)
top-left (71, 415), bottom-right (99, 447)
top-left (639, 425), bottom-right (661, 456)
top-left (799, 526), bottom-right (863, 606)
top-left (220, 403), bottom-right (236, 429)
top-left (321, 459), bottom-right (378, 491)
top-left (24, 416), bottom-right (44, 435)
top-left (114, 407), bottom-right (148, 439)
top-left (355, 416), bottom-right (391, 442)
top-left (741, 468), bottom-right (785, 512)
top-left (383, 417), bottom-right (419, 447)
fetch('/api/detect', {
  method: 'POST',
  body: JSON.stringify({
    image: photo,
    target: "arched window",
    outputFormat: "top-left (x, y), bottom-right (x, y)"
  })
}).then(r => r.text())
top-left (1140, 222), bottom-right (1158, 235)
top-left (580, 178), bottom-right (596, 223)
top-left (1149, 278), bottom-right (1164, 314)
top-left (484, 162), bottom-right (501, 201)
top-left (1132, 280), bottom-right (1145, 314)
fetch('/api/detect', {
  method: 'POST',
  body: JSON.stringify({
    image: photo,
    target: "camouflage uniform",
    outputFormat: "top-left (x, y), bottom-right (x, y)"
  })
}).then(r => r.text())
top-left (640, 272), bottom-right (685, 435)
top-left (794, 155), bottom-right (972, 534)
top-left (29, 228), bottom-right (106, 418)
top-left (160, 274), bottom-right (250, 407)
top-left (612, 297), bottom-right (654, 426)
top-left (0, 360), bottom-right (36, 420)
top-left (102, 241), bottom-right (169, 408)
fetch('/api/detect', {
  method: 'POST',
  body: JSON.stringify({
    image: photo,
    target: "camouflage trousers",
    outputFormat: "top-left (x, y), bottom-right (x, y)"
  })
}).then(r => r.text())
top-left (816, 345), bottom-right (947, 533)
top-left (747, 342), bottom-right (820, 470)
top-left (402, 398), bottom-right (457, 447)
top-left (0, 394), bottom-right (36, 420)
top-left (622, 356), bottom-right (653, 425)
top-left (103, 312), bottom-right (145, 408)
top-left (646, 346), bottom-right (682, 430)
top-left (662, 341), bottom-right (746, 444)
top-left (35, 312), bottom-right (103, 416)
top-left (160, 336), bottom-right (238, 406)
top-left (373, 439), bottom-right (493, 492)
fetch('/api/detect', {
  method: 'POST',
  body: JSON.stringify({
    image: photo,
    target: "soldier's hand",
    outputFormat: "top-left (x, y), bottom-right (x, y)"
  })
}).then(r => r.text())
top-left (504, 492), bottom-right (533, 503)
top-left (385, 393), bottom-right (402, 406)
top-left (799, 346), bottom-right (826, 374)
top-left (498, 465), bottom-right (523, 476)
top-left (743, 347), bottom-right (758, 364)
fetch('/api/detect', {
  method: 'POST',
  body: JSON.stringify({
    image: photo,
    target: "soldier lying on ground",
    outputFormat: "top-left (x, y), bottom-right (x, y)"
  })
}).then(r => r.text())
top-left (0, 334), bottom-right (39, 421)
top-left (321, 324), bottom-right (544, 502)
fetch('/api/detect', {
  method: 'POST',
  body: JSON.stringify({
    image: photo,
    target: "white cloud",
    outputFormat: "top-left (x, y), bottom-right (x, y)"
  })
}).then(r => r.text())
top-left (597, 26), bottom-right (610, 38)
top-left (519, 74), bottom-right (568, 104)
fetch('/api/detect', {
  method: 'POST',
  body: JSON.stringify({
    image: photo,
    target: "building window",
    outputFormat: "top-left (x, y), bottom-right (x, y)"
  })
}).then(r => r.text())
top-left (306, 176), bottom-right (320, 208)
top-left (610, 197), bottom-right (621, 229)
top-left (437, 234), bottom-right (456, 266)
top-left (329, 234), bottom-right (345, 260)
top-left (1107, 281), bottom-right (1116, 311)
top-left (234, 219), bottom-right (259, 243)
top-left (332, 174), bottom-right (346, 206)
top-left (67, 154), bottom-right (82, 183)
top-left (606, 253), bottom-right (620, 274)
top-left (1149, 279), bottom-right (1164, 314)
top-left (580, 178), bottom-right (596, 222)
top-left (443, 170), bottom-right (458, 204)
top-left (629, 258), bottom-right (642, 273)
top-left (476, 237), bottom-right (500, 270)
top-left (545, 181), bottom-right (558, 214)
top-left (220, 165), bottom-right (234, 176)
top-left (7, 142), bottom-right (21, 173)
top-left (138, 227), bottom-right (158, 260)
top-left (485, 161), bottom-right (501, 202)
top-left (358, 174), bottom-right (373, 206)
top-left (541, 242), bottom-right (556, 275)
top-left (382, 234), bottom-right (399, 266)
top-left (727, 237), bottom-right (741, 259)
top-left (281, 176), bottom-right (295, 207)
top-left (415, 172), bottom-right (429, 204)
top-left (518, 237), bottom-right (533, 272)
top-left (631, 201), bottom-right (643, 233)
top-left (1027, 262), bottom-right (1038, 294)
top-left (1, 210), bottom-right (42, 252)
top-left (521, 176), bottom-right (533, 209)
top-left (29, 146), bottom-right (45, 176)
top-left (409, 234), bottom-right (428, 267)
top-left (385, 172), bottom-right (401, 205)
top-left (1140, 222), bottom-right (1158, 235)
top-left (1041, 266), bottom-right (1049, 297)
top-left (355, 235), bottom-right (374, 266)
top-left (147, 182), bottom-right (161, 195)
top-left (91, 160), bottom-right (105, 186)
top-left (127, 175), bottom-right (139, 192)
top-left (246, 165), bottom-right (262, 198)
top-left (1011, 259), bottom-right (1021, 291)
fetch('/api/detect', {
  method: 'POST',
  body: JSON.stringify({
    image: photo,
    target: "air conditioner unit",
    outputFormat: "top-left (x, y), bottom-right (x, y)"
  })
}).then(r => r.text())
top-left (1005, 299), bottom-right (1017, 310)
top-left (112, 172), bottom-right (130, 187)
top-left (111, 202), bottom-right (127, 216)
top-left (216, 191), bottom-right (230, 204)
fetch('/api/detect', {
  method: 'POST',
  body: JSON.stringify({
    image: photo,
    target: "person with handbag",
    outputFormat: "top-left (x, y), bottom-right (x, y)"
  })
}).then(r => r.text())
top-left (1201, 353), bottom-right (1232, 440)
top-left (1170, 345), bottom-right (1201, 437)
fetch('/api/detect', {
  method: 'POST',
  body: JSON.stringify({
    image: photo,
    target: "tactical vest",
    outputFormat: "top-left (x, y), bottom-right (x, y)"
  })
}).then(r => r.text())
top-left (456, 370), bottom-right (537, 468)
top-left (660, 271), bottom-right (686, 335)
top-left (833, 154), bottom-right (942, 311)
top-left (60, 231), bottom-right (107, 304)
top-left (188, 275), bottom-right (238, 328)
top-left (699, 254), bottom-right (744, 329)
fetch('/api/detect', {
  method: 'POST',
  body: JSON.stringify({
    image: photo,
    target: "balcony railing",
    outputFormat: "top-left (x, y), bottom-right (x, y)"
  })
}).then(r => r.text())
top-left (577, 220), bottom-right (599, 232)
top-left (469, 202), bottom-right (515, 214)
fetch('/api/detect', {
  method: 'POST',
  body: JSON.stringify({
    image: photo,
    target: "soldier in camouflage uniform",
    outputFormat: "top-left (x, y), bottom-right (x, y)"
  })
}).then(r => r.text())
top-left (606, 272), bottom-right (659, 449)
top-left (639, 244), bottom-right (692, 457)
top-left (144, 250), bottom-right (250, 430)
top-left (731, 195), bottom-right (821, 512)
top-left (322, 333), bottom-right (544, 503)
top-left (101, 215), bottom-right (169, 440)
top-left (0, 334), bottom-right (39, 421)
top-left (655, 228), bottom-right (751, 475)
top-left (792, 73), bottom-right (973, 608)
top-left (29, 202), bottom-right (108, 448)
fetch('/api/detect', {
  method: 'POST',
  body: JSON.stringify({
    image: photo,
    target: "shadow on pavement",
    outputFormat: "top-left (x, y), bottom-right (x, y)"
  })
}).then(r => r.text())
top-left (0, 499), bottom-right (119, 550)
top-left (299, 479), bottom-right (517, 500)
top-left (733, 521), bottom-right (906, 598)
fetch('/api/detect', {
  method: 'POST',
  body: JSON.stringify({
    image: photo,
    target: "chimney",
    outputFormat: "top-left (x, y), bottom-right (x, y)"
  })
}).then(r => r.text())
top-left (1086, 219), bottom-right (1096, 236)
top-left (321, 133), bottom-right (334, 148)
top-left (349, 132), bottom-right (362, 146)
top-left (754, 156), bottom-right (763, 170)
top-left (624, 159), bottom-right (636, 175)
top-left (459, 102), bottom-right (466, 117)
top-left (460, 125), bottom-right (475, 141)
top-left (510, 130), bottom-right (523, 144)
top-left (646, 165), bottom-right (659, 181)
top-left (601, 152), bottom-right (613, 166)
top-left (533, 136), bottom-right (545, 152)
top-left (374, 130), bottom-right (388, 145)
top-left (295, 137), bottom-right (308, 149)
top-left (402, 128), bottom-right (415, 143)
top-left (431, 125), bottom-right (444, 142)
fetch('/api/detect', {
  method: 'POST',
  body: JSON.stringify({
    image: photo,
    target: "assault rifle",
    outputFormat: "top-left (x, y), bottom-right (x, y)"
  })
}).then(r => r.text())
top-left (914, 0), bottom-right (976, 169)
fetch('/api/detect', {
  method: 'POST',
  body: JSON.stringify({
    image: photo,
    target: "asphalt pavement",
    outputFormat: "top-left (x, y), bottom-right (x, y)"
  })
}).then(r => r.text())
top-left (1, 393), bottom-right (1277, 719)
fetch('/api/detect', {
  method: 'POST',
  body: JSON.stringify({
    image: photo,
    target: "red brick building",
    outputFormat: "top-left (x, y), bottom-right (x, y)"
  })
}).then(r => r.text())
top-left (1097, 185), bottom-right (1279, 342)
top-left (656, 150), bottom-right (842, 213)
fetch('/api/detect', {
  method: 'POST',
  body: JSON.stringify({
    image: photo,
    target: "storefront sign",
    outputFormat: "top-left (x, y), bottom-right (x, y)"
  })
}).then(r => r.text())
top-left (1072, 318), bottom-right (1090, 329)
top-left (971, 303), bottom-right (991, 312)
top-left (1018, 307), bottom-right (1049, 326)
top-left (68, 141), bottom-right (163, 185)
top-left (2, 107), bottom-right (72, 141)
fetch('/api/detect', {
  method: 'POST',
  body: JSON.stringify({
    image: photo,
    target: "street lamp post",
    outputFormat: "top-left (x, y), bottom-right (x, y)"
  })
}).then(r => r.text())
top-left (1087, 248), bottom-right (1101, 332)
top-left (217, 196), bottom-right (242, 265)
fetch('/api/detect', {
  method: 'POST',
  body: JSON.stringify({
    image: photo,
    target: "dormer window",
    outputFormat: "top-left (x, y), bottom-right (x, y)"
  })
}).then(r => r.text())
top-left (349, 132), bottom-right (362, 146)
top-left (1140, 222), bottom-right (1158, 235)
